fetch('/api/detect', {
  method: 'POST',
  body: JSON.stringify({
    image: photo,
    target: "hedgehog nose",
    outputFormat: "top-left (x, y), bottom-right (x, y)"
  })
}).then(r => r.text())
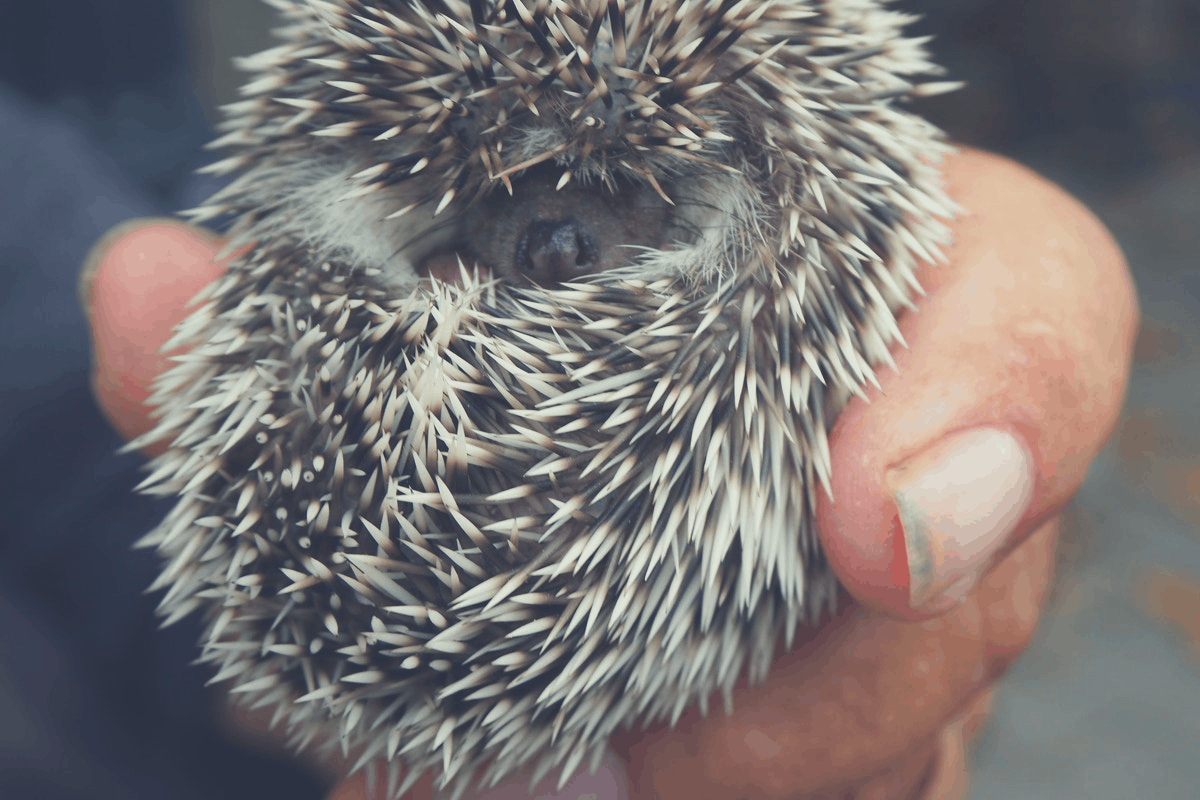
top-left (516, 217), bottom-right (599, 281)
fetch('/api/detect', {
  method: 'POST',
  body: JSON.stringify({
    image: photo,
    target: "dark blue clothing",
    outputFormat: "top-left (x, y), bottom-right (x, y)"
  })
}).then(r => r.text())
top-left (0, 5), bottom-right (323, 796)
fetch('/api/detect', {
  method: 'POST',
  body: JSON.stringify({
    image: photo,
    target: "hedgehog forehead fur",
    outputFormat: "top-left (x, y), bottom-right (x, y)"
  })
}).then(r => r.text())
top-left (136, 0), bottom-right (957, 796)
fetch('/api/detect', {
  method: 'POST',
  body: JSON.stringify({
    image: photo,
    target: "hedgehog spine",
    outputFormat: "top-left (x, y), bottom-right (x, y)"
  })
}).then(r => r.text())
top-left (134, 1), bottom-right (958, 796)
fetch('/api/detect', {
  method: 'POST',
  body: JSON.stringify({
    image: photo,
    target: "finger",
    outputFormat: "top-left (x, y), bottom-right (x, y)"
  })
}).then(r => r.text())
top-left (817, 149), bottom-right (1138, 618)
top-left (328, 707), bottom-right (974, 800)
top-left (610, 516), bottom-right (1058, 800)
top-left (324, 756), bottom-right (627, 800)
top-left (83, 218), bottom-right (225, 454)
top-left (323, 535), bottom-right (1014, 800)
top-left (919, 716), bottom-right (970, 800)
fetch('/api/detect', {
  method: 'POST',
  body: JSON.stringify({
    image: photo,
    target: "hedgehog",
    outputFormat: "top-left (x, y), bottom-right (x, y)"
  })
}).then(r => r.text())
top-left (130, 0), bottom-right (958, 796)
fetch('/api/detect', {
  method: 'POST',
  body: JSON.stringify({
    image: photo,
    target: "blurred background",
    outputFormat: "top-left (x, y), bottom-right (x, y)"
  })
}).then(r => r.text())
top-left (0, 1), bottom-right (1197, 798)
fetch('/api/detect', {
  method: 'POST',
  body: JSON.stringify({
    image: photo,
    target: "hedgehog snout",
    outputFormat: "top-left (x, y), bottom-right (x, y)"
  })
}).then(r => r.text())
top-left (515, 216), bottom-right (600, 281)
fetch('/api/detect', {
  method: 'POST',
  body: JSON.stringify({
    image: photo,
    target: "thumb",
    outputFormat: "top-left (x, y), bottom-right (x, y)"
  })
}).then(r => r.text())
top-left (817, 151), bottom-right (1138, 619)
top-left (82, 218), bottom-right (226, 454)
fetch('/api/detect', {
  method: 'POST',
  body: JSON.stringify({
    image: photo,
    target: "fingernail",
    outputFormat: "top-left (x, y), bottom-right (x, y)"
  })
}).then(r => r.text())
top-left (890, 427), bottom-right (1034, 612)
top-left (463, 750), bottom-right (628, 800)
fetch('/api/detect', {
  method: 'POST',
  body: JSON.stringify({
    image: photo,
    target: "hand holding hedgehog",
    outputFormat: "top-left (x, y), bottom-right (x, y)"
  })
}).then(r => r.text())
top-left (82, 1), bottom-right (1136, 798)
top-left (85, 149), bottom-right (1134, 799)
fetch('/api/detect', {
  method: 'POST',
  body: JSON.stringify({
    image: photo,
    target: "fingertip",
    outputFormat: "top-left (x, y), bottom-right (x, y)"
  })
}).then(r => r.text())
top-left (817, 151), bottom-right (1134, 622)
top-left (818, 414), bottom-right (917, 618)
top-left (89, 217), bottom-right (222, 322)
top-left (86, 217), bottom-right (225, 448)
top-left (819, 394), bottom-right (1045, 623)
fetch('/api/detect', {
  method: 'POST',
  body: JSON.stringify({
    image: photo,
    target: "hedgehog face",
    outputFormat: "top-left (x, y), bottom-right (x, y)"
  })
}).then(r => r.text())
top-left (420, 165), bottom-right (675, 283)
top-left (140, 1), bottom-right (957, 795)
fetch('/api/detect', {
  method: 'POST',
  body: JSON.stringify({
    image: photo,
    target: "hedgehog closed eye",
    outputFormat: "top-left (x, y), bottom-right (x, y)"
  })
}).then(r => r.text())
top-left (139, 1), bottom-right (959, 797)
top-left (421, 166), bottom-right (674, 286)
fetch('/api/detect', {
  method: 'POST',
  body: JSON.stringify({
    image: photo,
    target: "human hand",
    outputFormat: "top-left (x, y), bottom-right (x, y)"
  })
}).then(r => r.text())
top-left (82, 149), bottom-right (1137, 799)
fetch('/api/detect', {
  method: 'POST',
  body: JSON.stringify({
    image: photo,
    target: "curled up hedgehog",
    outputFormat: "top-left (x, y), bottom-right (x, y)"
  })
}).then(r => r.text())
top-left (131, 0), bottom-right (959, 796)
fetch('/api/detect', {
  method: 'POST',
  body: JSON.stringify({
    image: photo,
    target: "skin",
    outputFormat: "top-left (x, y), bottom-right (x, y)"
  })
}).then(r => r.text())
top-left (83, 149), bottom-right (1137, 799)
